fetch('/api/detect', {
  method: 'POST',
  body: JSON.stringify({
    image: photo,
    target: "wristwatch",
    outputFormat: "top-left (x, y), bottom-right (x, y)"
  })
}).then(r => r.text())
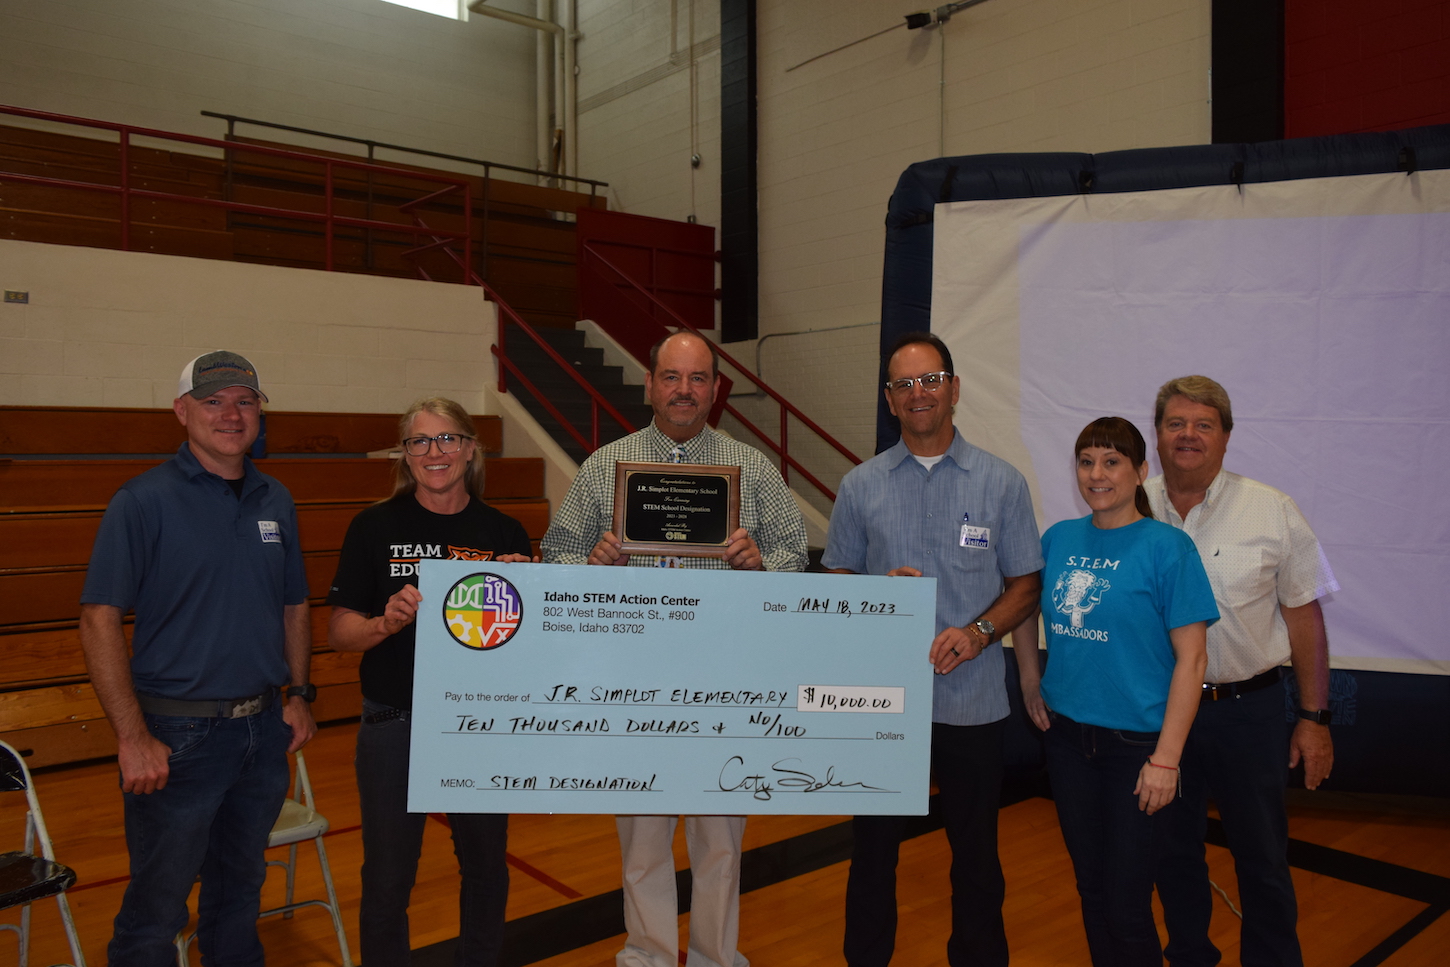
top-left (1296, 707), bottom-right (1332, 725)
top-left (971, 619), bottom-right (995, 645)
top-left (285, 684), bottom-right (318, 703)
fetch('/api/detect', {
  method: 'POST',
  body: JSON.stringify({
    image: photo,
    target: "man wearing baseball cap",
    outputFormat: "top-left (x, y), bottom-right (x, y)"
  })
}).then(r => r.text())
top-left (80, 350), bottom-right (316, 965)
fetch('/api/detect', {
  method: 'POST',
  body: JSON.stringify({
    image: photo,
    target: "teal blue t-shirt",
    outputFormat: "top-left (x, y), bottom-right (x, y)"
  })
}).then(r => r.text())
top-left (1039, 515), bottom-right (1219, 733)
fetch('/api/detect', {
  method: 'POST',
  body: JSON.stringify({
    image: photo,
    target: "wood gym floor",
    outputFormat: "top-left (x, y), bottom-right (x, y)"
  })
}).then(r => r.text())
top-left (5, 721), bottom-right (1447, 966)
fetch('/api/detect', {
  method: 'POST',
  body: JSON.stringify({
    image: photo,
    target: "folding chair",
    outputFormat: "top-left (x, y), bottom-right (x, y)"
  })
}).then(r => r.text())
top-left (0, 739), bottom-right (86, 967)
top-left (177, 751), bottom-right (352, 966)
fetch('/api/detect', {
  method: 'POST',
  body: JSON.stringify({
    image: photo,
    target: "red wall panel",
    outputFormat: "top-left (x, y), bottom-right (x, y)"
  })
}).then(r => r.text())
top-left (1285, 0), bottom-right (1450, 136)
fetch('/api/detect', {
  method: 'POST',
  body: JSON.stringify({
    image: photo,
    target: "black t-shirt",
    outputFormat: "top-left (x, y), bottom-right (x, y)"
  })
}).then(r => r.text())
top-left (328, 494), bottom-right (532, 710)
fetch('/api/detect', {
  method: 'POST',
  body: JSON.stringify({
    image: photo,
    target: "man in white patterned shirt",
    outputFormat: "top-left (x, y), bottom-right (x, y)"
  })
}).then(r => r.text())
top-left (541, 331), bottom-right (807, 967)
top-left (1147, 375), bottom-right (1339, 967)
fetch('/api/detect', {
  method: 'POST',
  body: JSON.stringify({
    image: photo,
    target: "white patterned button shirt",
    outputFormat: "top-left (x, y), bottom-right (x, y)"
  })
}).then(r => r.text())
top-left (541, 422), bottom-right (808, 572)
top-left (823, 430), bottom-right (1043, 727)
top-left (1145, 470), bottom-right (1339, 684)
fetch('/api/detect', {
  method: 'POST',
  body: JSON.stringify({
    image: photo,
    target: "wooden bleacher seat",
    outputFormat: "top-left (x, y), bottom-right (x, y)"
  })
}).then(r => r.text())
top-left (0, 406), bottom-right (548, 768)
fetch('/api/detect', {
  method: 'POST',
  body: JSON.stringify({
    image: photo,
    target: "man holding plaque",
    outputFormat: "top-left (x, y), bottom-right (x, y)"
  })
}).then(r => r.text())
top-left (824, 332), bottom-right (1042, 967)
top-left (542, 331), bottom-right (807, 967)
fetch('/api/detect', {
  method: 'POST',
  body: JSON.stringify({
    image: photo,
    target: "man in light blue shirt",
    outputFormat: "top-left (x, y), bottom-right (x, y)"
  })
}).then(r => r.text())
top-left (824, 332), bottom-right (1042, 967)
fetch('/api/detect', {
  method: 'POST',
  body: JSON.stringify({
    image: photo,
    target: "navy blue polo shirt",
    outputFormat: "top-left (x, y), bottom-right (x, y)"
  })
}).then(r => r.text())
top-left (81, 443), bottom-right (308, 700)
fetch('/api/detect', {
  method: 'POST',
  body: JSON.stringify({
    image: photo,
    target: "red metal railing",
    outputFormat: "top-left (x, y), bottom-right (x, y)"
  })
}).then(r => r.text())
top-left (403, 217), bottom-right (637, 454)
top-left (581, 242), bottom-right (861, 500)
top-left (0, 104), bottom-right (472, 275)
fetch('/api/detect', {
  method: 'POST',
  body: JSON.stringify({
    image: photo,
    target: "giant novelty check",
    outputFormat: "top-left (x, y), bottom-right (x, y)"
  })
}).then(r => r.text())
top-left (407, 562), bottom-right (937, 815)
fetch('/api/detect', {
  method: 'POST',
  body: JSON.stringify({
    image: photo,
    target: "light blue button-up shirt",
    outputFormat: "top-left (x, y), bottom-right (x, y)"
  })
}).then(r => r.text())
top-left (822, 429), bottom-right (1043, 725)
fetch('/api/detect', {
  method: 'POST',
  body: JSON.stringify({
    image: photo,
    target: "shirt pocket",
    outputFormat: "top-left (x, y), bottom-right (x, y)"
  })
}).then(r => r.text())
top-left (948, 518), bottom-right (999, 574)
top-left (1202, 544), bottom-right (1267, 602)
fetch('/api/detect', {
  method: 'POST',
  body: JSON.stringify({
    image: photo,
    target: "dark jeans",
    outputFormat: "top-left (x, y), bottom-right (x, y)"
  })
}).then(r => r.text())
top-left (356, 700), bottom-right (510, 967)
top-left (1156, 683), bottom-right (1301, 967)
top-left (108, 704), bottom-right (291, 967)
top-left (1045, 711), bottom-right (1170, 967)
top-left (844, 720), bottom-right (1007, 967)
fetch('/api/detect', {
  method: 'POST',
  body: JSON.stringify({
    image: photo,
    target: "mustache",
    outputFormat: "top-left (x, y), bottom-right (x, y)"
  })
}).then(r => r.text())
top-left (669, 396), bottom-right (698, 406)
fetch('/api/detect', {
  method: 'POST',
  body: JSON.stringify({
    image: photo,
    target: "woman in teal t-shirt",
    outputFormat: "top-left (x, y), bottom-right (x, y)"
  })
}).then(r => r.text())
top-left (1016, 417), bottom-right (1217, 967)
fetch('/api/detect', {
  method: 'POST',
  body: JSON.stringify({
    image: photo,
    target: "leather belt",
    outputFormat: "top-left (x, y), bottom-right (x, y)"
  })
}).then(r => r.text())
top-left (362, 705), bottom-right (410, 725)
top-left (136, 689), bottom-right (275, 719)
top-left (1201, 667), bottom-right (1281, 702)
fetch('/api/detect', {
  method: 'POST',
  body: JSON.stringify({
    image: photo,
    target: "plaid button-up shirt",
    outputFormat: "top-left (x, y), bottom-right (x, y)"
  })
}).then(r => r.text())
top-left (541, 421), bottom-right (808, 572)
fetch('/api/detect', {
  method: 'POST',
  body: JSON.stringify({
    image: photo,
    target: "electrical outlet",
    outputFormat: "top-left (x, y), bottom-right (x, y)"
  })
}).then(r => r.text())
top-left (4, 290), bottom-right (28, 304)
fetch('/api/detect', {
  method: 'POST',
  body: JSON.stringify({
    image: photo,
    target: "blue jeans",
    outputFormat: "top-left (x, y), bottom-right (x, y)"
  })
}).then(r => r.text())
top-left (108, 704), bottom-right (291, 967)
top-left (356, 700), bottom-right (510, 967)
top-left (1045, 711), bottom-right (1170, 967)
top-left (1156, 683), bottom-right (1300, 967)
top-left (844, 720), bottom-right (1007, 967)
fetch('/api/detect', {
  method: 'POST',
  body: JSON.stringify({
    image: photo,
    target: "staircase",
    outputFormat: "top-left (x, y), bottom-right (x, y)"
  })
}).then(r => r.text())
top-left (502, 323), bottom-right (651, 465)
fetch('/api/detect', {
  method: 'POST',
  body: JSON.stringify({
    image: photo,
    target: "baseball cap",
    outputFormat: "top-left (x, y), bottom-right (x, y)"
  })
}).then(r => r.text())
top-left (177, 351), bottom-right (268, 402)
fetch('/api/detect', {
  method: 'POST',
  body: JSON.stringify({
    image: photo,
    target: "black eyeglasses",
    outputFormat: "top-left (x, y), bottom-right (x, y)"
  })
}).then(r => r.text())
top-left (402, 433), bottom-right (473, 456)
top-left (885, 371), bottom-right (952, 394)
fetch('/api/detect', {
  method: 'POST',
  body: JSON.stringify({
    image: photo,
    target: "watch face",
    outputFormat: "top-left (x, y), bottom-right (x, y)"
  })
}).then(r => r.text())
top-left (975, 620), bottom-right (995, 638)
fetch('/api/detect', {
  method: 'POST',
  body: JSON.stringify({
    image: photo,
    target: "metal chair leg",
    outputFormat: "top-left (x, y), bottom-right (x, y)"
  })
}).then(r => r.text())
top-left (55, 890), bottom-right (86, 966)
top-left (313, 835), bottom-right (354, 967)
top-left (283, 842), bottom-right (298, 917)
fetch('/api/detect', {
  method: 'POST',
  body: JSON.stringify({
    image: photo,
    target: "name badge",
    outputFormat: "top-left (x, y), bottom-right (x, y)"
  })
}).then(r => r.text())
top-left (960, 524), bottom-right (990, 549)
top-left (257, 520), bottom-right (282, 544)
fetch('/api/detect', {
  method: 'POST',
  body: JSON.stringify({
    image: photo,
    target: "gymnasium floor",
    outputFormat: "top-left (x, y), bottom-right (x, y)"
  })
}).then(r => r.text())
top-left (6, 721), bottom-right (1447, 966)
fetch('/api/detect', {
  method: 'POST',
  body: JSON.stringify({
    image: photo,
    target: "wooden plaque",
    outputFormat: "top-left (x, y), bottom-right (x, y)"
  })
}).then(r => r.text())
top-left (612, 461), bottom-right (741, 557)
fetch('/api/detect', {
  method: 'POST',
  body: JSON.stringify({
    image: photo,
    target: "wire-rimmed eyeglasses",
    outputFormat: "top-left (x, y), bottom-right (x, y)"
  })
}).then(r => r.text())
top-left (402, 433), bottom-right (474, 456)
top-left (884, 371), bottom-right (953, 394)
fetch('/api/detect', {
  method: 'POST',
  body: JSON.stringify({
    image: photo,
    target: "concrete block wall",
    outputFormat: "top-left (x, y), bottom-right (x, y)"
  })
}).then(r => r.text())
top-left (0, 239), bottom-right (498, 414)
top-left (0, 0), bottom-right (537, 173)
top-left (1286, 0), bottom-right (1450, 136)
top-left (577, 0), bottom-right (721, 227)
top-left (720, 322), bottom-right (879, 518)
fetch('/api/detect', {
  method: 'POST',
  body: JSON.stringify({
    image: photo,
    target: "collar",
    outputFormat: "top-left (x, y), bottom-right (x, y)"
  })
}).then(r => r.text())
top-left (886, 427), bottom-right (972, 472)
top-left (1202, 468), bottom-right (1228, 504)
top-left (645, 421), bottom-right (714, 460)
top-left (175, 442), bottom-right (263, 495)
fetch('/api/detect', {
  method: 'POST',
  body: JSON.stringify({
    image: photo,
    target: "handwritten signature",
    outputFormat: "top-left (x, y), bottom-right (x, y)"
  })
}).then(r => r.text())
top-left (717, 756), bottom-right (888, 801)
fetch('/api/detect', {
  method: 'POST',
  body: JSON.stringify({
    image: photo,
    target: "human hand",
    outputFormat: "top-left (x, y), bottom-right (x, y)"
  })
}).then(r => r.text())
top-left (496, 552), bottom-right (538, 563)
top-left (118, 732), bottom-right (173, 795)
top-left (1134, 759), bottom-right (1179, 814)
top-left (722, 528), bottom-right (762, 570)
top-left (929, 625), bottom-right (987, 674)
top-left (1020, 683), bottom-right (1050, 732)
top-left (284, 697), bottom-right (317, 753)
top-left (380, 584), bottom-right (423, 636)
top-left (1288, 720), bottom-right (1333, 790)
top-left (588, 531), bottom-right (630, 566)
top-left (887, 566), bottom-right (922, 577)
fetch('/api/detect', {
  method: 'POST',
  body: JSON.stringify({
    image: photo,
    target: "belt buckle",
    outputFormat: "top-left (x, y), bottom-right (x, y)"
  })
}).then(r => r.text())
top-left (1202, 683), bottom-right (1224, 702)
top-left (228, 695), bottom-right (263, 718)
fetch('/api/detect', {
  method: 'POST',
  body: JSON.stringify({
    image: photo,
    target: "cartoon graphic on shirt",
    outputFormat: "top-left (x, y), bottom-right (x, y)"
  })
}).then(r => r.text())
top-left (1052, 568), bottom-right (1110, 629)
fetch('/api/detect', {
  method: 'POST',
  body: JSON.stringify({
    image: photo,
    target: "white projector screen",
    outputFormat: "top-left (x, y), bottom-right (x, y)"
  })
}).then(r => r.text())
top-left (931, 169), bottom-right (1450, 675)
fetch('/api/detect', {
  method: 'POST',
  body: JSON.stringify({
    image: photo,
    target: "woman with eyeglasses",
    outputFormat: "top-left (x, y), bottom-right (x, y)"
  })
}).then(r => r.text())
top-left (1014, 417), bottom-right (1216, 967)
top-left (328, 397), bottom-right (534, 967)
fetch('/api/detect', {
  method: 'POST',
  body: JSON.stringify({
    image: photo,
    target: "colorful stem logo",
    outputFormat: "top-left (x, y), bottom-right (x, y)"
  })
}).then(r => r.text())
top-left (443, 573), bottom-right (523, 651)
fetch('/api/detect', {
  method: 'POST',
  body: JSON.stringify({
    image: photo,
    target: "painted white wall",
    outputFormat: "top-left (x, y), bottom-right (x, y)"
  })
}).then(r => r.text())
top-left (573, 0), bottom-right (1211, 482)
top-left (0, 238), bottom-right (499, 414)
top-left (760, 0), bottom-right (1211, 340)
top-left (0, 0), bottom-right (538, 172)
top-left (577, 0), bottom-right (720, 226)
